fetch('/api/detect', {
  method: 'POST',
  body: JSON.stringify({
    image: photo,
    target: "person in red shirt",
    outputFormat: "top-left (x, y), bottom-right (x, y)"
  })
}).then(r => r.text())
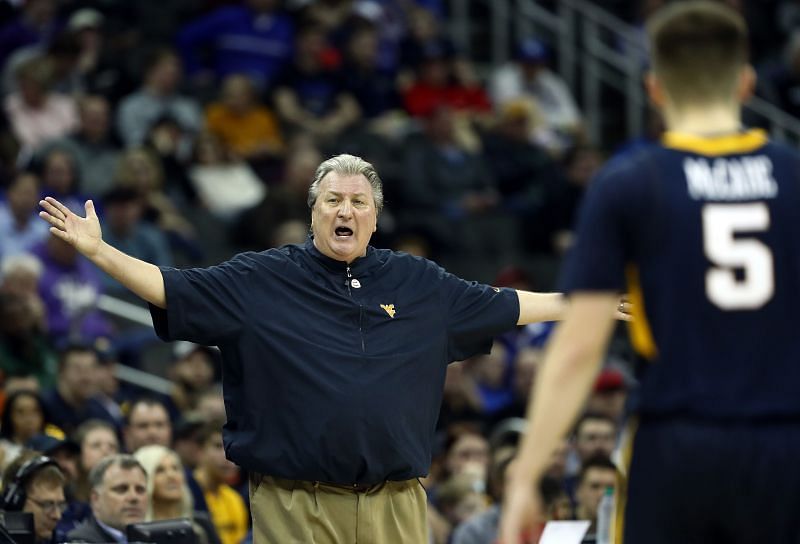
top-left (402, 44), bottom-right (491, 118)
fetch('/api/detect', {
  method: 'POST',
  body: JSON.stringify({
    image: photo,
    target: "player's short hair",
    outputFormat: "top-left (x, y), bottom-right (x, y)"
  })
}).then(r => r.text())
top-left (647, 1), bottom-right (748, 106)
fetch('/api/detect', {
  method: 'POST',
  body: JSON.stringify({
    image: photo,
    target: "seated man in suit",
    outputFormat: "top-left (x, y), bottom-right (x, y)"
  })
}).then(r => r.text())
top-left (67, 454), bottom-right (147, 542)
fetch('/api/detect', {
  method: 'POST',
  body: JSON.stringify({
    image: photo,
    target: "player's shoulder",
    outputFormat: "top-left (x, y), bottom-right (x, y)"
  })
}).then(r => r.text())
top-left (590, 142), bottom-right (666, 195)
top-left (760, 138), bottom-right (800, 165)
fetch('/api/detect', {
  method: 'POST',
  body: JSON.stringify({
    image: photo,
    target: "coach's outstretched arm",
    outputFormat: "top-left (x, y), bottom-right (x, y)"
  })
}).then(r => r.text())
top-left (516, 290), bottom-right (631, 324)
top-left (515, 291), bottom-right (567, 324)
top-left (39, 197), bottom-right (167, 308)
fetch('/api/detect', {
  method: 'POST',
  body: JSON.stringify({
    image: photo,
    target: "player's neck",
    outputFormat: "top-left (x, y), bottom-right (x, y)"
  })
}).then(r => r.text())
top-left (663, 103), bottom-right (741, 136)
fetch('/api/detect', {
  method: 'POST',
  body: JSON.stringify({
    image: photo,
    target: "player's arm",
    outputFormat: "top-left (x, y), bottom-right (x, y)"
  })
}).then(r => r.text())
top-left (500, 291), bottom-right (618, 543)
top-left (39, 197), bottom-right (167, 308)
top-left (515, 290), bottom-right (630, 324)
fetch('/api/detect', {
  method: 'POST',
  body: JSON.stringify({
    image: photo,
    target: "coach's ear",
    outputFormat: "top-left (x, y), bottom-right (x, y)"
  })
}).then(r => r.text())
top-left (737, 64), bottom-right (756, 103)
top-left (644, 71), bottom-right (666, 109)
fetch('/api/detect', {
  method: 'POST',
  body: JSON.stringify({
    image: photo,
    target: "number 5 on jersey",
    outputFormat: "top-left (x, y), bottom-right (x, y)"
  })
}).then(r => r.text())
top-left (702, 203), bottom-right (774, 310)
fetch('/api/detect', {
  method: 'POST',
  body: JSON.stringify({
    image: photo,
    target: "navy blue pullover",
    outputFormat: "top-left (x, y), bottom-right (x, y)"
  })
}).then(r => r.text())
top-left (150, 239), bottom-right (519, 484)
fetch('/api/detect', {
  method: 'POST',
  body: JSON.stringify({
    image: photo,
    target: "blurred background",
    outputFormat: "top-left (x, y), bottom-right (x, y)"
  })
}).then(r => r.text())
top-left (0, 0), bottom-right (795, 542)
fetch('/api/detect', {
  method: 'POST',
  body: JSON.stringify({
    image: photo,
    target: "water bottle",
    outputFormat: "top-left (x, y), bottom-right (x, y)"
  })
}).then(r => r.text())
top-left (596, 485), bottom-right (614, 544)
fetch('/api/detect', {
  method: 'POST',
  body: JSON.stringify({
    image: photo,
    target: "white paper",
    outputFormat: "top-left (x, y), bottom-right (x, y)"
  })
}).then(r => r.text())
top-left (538, 520), bottom-right (591, 544)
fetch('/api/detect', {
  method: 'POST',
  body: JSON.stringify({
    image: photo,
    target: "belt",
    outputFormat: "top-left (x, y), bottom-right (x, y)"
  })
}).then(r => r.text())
top-left (260, 474), bottom-right (412, 494)
top-left (315, 481), bottom-right (376, 493)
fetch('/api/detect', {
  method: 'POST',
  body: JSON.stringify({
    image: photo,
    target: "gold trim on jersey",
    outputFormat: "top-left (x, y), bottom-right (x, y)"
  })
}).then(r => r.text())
top-left (625, 265), bottom-right (658, 360)
top-left (613, 418), bottom-right (638, 544)
top-left (661, 129), bottom-right (768, 156)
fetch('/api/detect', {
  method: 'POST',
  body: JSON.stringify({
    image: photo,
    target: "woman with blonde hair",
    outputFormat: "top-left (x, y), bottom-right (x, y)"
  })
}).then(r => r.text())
top-left (134, 444), bottom-right (218, 544)
top-left (133, 444), bottom-right (193, 520)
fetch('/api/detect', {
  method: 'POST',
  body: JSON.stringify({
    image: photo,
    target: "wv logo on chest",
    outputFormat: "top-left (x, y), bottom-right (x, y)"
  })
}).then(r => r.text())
top-left (380, 304), bottom-right (396, 318)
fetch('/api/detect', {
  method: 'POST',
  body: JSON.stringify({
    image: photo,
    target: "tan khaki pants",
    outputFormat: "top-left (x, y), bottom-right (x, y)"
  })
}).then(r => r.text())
top-left (249, 474), bottom-right (428, 544)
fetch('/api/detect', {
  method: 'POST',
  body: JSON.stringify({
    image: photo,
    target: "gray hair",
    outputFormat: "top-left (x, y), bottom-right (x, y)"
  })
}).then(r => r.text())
top-left (0, 253), bottom-right (43, 280)
top-left (89, 454), bottom-right (146, 490)
top-left (307, 154), bottom-right (384, 214)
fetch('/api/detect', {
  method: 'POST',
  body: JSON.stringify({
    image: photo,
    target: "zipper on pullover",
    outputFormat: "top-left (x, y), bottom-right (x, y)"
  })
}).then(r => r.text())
top-left (358, 305), bottom-right (365, 352)
top-left (346, 266), bottom-right (366, 352)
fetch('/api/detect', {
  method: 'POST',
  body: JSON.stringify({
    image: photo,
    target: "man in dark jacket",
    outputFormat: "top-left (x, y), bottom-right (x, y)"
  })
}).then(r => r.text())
top-left (41, 154), bottom-right (624, 543)
top-left (67, 454), bottom-right (146, 543)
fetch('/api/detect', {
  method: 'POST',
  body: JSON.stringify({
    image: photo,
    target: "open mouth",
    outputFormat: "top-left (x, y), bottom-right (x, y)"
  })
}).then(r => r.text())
top-left (335, 227), bottom-right (353, 237)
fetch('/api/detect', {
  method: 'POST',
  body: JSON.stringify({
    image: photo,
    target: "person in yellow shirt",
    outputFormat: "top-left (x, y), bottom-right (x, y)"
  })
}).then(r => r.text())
top-left (205, 74), bottom-right (284, 162)
top-left (193, 422), bottom-right (248, 544)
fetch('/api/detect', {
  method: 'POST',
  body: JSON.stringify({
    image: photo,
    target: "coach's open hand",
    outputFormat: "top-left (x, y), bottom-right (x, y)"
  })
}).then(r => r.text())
top-left (39, 197), bottom-right (103, 258)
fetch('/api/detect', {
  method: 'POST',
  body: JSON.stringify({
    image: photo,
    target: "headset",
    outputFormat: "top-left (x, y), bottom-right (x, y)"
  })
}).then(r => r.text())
top-left (1, 456), bottom-right (60, 511)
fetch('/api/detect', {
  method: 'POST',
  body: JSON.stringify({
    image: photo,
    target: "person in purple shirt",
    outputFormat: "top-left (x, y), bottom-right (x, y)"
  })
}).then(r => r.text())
top-left (176, 0), bottom-right (294, 90)
top-left (33, 236), bottom-right (111, 346)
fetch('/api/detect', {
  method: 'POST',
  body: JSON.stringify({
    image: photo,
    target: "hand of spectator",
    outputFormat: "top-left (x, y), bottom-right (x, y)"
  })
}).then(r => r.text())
top-left (39, 197), bottom-right (103, 258)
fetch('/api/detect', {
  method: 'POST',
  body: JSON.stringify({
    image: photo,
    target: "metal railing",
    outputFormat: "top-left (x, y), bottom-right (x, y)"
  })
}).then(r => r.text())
top-left (95, 294), bottom-right (173, 395)
top-left (448, 0), bottom-right (800, 145)
top-left (97, 295), bottom-right (154, 326)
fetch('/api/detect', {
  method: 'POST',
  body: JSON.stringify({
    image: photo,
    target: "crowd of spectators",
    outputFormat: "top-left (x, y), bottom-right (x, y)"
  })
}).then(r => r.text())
top-left (0, 0), bottom-right (798, 543)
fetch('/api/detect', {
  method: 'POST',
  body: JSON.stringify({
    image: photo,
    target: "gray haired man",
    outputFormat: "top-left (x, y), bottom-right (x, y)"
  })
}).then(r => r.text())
top-left (41, 154), bottom-right (625, 543)
top-left (67, 454), bottom-right (147, 543)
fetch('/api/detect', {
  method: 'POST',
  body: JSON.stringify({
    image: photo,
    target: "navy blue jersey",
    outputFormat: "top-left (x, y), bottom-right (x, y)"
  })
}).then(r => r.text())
top-left (562, 129), bottom-right (800, 420)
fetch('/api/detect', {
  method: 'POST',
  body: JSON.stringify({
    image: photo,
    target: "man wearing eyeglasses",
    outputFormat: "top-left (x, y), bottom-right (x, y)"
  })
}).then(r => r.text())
top-left (1, 451), bottom-right (68, 544)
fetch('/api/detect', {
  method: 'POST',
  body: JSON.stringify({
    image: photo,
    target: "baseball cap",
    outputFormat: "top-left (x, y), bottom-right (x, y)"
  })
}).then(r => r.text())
top-left (593, 367), bottom-right (626, 393)
top-left (26, 434), bottom-right (80, 456)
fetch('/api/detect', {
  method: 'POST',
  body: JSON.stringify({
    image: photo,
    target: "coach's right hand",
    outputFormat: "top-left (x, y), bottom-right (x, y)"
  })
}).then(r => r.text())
top-left (39, 195), bottom-right (166, 308)
top-left (39, 197), bottom-right (102, 258)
